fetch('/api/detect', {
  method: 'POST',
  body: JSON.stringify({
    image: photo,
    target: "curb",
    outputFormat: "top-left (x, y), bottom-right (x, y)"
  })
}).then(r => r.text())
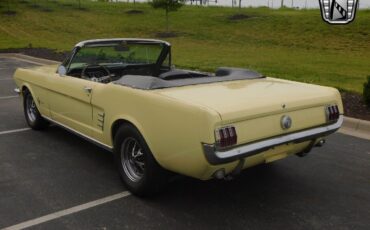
top-left (339, 116), bottom-right (370, 140)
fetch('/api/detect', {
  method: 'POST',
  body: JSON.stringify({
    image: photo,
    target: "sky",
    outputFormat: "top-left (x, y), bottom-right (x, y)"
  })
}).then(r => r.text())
top-left (121, 0), bottom-right (370, 9)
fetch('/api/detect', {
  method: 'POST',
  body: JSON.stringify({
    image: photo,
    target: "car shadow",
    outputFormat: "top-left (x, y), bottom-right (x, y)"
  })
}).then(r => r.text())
top-left (46, 124), bottom-right (314, 203)
top-left (39, 126), bottom-right (359, 229)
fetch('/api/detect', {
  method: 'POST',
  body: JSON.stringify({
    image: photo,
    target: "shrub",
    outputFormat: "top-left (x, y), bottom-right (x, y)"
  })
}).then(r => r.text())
top-left (364, 76), bottom-right (370, 107)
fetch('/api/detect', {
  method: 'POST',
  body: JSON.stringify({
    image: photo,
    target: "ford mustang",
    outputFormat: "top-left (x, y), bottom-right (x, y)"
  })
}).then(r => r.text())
top-left (13, 38), bottom-right (343, 196)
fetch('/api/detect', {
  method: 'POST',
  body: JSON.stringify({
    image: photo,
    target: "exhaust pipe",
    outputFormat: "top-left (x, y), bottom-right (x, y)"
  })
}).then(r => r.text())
top-left (213, 159), bottom-right (245, 180)
top-left (213, 169), bottom-right (226, 179)
top-left (297, 139), bottom-right (326, 157)
top-left (315, 139), bottom-right (326, 147)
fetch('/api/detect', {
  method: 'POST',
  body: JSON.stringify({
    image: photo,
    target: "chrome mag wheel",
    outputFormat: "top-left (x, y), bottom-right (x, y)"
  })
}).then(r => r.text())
top-left (121, 137), bottom-right (145, 182)
top-left (26, 94), bottom-right (37, 123)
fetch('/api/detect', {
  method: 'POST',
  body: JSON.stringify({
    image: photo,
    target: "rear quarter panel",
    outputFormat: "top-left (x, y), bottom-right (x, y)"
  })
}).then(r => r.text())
top-left (92, 84), bottom-right (222, 178)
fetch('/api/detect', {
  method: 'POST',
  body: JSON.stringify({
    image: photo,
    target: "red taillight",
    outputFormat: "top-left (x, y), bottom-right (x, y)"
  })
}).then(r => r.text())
top-left (326, 105), bottom-right (340, 122)
top-left (215, 126), bottom-right (237, 148)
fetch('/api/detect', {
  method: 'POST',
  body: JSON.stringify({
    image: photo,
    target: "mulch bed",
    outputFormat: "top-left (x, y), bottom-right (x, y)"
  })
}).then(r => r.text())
top-left (341, 92), bottom-right (370, 121)
top-left (155, 31), bottom-right (180, 38)
top-left (125, 9), bottom-right (144, 14)
top-left (1, 10), bottom-right (17, 15)
top-left (228, 14), bottom-right (252, 21)
top-left (1, 48), bottom-right (369, 121)
top-left (40, 8), bottom-right (53, 12)
top-left (76, 7), bottom-right (88, 11)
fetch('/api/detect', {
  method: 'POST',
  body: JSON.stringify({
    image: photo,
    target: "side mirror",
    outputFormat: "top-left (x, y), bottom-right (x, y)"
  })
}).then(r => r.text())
top-left (57, 65), bottom-right (67, 77)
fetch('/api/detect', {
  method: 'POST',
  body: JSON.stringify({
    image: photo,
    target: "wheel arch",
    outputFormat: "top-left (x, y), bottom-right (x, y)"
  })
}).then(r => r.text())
top-left (110, 117), bottom-right (162, 165)
top-left (21, 82), bottom-right (37, 96)
top-left (111, 118), bottom-right (150, 151)
top-left (20, 83), bottom-right (39, 107)
top-left (21, 84), bottom-right (30, 95)
top-left (111, 118), bottom-right (133, 143)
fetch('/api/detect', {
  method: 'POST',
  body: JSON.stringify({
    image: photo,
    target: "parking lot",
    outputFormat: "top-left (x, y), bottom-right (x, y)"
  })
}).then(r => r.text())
top-left (0, 56), bottom-right (370, 230)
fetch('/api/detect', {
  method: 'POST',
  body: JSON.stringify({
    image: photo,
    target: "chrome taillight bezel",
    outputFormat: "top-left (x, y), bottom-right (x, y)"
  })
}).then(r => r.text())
top-left (215, 126), bottom-right (237, 149)
top-left (325, 104), bottom-right (340, 122)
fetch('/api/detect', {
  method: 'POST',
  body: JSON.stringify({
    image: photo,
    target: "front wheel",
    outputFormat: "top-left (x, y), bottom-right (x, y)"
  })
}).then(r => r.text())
top-left (23, 89), bottom-right (48, 130)
top-left (114, 124), bottom-right (169, 196)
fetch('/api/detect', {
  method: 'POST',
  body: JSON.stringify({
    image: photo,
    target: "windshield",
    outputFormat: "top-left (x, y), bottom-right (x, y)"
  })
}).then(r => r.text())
top-left (68, 42), bottom-right (164, 70)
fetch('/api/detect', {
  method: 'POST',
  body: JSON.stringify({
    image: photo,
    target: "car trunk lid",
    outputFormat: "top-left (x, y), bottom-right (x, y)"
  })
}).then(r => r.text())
top-left (156, 78), bottom-right (342, 144)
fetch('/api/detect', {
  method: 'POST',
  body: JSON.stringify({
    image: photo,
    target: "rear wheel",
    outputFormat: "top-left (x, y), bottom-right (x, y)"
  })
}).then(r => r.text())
top-left (23, 89), bottom-right (48, 130)
top-left (114, 124), bottom-right (169, 196)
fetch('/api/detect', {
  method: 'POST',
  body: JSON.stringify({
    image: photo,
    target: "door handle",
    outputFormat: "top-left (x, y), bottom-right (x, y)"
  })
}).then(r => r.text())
top-left (83, 86), bottom-right (92, 94)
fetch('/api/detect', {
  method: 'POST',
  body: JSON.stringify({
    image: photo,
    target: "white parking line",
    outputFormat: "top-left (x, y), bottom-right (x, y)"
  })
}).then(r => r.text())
top-left (3, 191), bottom-right (131, 230)
top-left (0, 78), bottom-right (12, 81)
top-left (0, 96), bottom-right (18, 100)
top-left (0, 128), bottom-right (31, 136)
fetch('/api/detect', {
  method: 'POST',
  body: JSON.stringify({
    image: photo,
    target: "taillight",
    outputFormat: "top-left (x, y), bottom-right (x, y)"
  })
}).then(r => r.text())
top-left (326, 104), bottom-right (340, 122)
top-left (215, 126), bottom-right (237, 148)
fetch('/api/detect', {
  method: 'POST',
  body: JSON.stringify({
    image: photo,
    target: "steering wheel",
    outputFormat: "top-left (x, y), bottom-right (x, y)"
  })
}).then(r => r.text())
top-left (81, 64), bottom-right (112, 83)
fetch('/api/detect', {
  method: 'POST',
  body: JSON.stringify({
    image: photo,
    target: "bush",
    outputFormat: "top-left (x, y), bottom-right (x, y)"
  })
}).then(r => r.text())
top-left (364, 76), bottom-right (370, 107)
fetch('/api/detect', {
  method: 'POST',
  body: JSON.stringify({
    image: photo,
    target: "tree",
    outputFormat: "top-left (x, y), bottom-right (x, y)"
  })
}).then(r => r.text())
top-left (281, 0), bottom-right (284, 8)
top-left (150, 0), bottom-right (185, 32)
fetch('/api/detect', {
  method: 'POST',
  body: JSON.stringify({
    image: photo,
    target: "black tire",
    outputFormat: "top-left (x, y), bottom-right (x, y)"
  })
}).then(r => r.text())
top-left (23, 89), bottom-right (48, 130)
top-left (113, 124), bottom-right (169, 197)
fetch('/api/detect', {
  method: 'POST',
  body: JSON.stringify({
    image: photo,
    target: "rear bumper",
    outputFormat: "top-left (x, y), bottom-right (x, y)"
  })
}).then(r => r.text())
top-left (203, 115), bottom-right (343, 165)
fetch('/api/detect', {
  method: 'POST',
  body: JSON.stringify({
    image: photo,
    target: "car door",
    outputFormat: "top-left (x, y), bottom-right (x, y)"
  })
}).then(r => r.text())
top-left (47, 73), bottom-right (96, 137)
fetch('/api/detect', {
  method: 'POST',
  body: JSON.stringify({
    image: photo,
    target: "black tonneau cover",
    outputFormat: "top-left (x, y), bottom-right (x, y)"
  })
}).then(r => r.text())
top-left (113, 67), bottom-right (264, 90)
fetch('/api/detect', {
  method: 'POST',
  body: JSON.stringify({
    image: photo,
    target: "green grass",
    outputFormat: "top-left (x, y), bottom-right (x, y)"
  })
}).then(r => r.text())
top-left (1, 0), bottom-right (369, 93)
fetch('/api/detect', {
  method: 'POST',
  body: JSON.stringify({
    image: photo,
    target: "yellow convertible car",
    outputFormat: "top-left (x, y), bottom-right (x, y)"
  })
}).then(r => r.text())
top-left (13, 38), bottom-right (343, 196)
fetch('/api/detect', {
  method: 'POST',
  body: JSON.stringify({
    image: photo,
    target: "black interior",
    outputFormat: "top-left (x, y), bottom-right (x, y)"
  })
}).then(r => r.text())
top-left (67, 63), bottom-right (169, 82)
top-left (114, 67), bottom-right (265, 90)
top-left (158, 69), bottom-right (209, 80)
top-left (62, 40), bottom-right (264, 86)
top-left (67, 65), bottom-right (264, 87)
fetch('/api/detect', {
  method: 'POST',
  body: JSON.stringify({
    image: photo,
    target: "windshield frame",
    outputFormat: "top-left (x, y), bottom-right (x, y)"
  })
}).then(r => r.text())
top-left (64, 39), bottom-right (171, 77)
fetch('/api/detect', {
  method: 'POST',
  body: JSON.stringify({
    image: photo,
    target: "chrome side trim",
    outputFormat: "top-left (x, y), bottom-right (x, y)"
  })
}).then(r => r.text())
top-left (14, 88), bottom-right (20, 94)
top-left (42, 115), bottom-right (113, 152)
top-left (97, 112), bottom-right (105, 131)
top-left (203, 115), bottom-right (343, 165)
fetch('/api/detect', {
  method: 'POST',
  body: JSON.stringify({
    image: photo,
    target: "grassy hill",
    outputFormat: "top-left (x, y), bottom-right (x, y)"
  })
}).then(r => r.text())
top-left (0, 0), bottom-right (369, 93)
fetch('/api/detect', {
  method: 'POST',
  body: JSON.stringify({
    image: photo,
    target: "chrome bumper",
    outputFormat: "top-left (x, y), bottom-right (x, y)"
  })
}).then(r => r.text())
top-left (203, 115), bottom-right (343, 165)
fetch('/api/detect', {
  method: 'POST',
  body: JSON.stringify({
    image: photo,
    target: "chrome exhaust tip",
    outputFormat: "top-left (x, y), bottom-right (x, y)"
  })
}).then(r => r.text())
top-left (315, 139), bottom-right (326, 147)
top-left (213, 169), bottom-right (225, 179)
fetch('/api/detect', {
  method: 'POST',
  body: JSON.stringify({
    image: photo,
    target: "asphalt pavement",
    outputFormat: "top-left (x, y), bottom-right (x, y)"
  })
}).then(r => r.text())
top-left (0, 57), bottom-right (369, 230)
